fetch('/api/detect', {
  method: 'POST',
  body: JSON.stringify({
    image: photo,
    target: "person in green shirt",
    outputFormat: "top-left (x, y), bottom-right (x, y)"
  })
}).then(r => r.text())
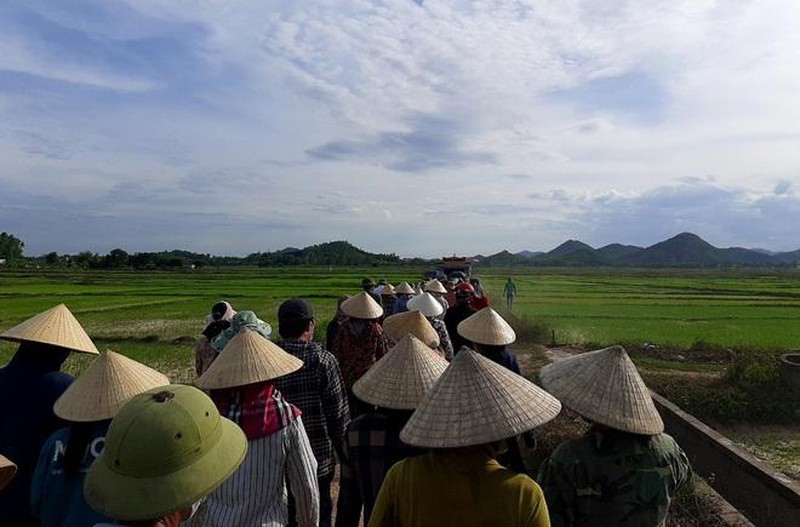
top-left (369, 348), bottom-right (562, 527)
top-left (537, 346), bottom-right (692, 527)
top-left (503, 277), bottom-right (517, 310)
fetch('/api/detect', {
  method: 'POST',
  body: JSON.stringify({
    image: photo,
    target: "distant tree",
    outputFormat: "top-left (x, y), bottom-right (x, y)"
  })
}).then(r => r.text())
top-left (75, 251), bottom-right (98, 269)
top-left (44, 251), bottom-right (59, 265)
top-left (103, 248), bottom-right (130, 268)
top-left (0, 232), bottom-right (25, 263)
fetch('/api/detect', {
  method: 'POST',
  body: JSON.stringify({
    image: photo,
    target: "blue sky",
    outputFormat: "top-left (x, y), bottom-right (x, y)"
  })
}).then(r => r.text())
top-left (2, 0), bottom-right (800, 257)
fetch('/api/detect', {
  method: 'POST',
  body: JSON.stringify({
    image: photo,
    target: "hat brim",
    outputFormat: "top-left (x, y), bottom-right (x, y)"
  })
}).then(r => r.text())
top-left (0, 460), bottom-right (16, 491)
top-left (84, 418), bottom-right (246, 521)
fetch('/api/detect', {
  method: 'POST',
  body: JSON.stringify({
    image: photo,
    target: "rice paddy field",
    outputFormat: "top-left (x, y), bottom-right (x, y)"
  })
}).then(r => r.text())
top-left (2, 266), bottom-right (800, 381)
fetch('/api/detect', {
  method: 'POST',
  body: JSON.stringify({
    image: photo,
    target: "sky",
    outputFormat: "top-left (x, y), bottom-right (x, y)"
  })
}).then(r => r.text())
top-left (2, 0), bottom-right (800, 258)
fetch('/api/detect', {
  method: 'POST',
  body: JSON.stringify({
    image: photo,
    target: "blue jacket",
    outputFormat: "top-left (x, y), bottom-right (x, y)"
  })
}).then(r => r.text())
top-left (0, 344), bottom-right (73, 525)
top-left (31, 421), bottom-right (113, 527)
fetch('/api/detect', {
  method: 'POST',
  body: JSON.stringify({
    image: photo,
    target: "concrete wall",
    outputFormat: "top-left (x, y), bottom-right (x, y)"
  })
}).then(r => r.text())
top-left (652, 392), bottom-right (800, 526)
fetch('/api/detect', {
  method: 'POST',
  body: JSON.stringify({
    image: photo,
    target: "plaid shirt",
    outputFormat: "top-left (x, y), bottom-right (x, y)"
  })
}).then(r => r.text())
top-left (331, 320), bottom-right (389, 389)
top-left (347, 410), bottom-right (423, 523)
top-left (275, 339), bottom-right (350, 478)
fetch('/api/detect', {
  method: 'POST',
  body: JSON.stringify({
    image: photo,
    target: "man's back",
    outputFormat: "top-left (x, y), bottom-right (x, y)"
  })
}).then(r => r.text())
top-left (538, 429), bottom-right (691, 527)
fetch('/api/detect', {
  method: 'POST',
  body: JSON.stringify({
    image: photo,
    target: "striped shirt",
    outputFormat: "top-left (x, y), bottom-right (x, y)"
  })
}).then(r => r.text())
top-left (275, 339), bottom-right (350, 478)
top-left (196, 417), bottom-right (319, 527)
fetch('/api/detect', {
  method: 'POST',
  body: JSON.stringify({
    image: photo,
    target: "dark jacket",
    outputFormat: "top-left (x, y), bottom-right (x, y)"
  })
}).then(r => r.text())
top-left (0, 344), bottom-right (73, 525)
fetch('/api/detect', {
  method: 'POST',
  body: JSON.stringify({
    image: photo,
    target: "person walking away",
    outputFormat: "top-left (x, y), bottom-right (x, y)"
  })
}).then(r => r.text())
top-left (362, 278), bottom-right (381, 305)
top-left (380, 284), bottom-right (397, 317)
top-left (275, 298), bottom-right (350, 527)
top-left (344, 334), bottom-right (448, 525)
top-left (422, 279), bottom-right (449, 319)
top-left (196, 301), bottom-right (236, 376)
top-left (83, 384), bottom-right (247, 527)
top-left (326, 296), bottom-right (349, 352)
top-left (382, 311), bottom-right (441, 352)
top-left (407, 292), bottom-right (454, 361)
top-left (0, 304), bottom-right (99, 526)
top-left (504, 277), bottom-right (517, 311)
top-left (538, 345), bottom-right (692, 527)
top-left (391, 282), bottom-right (415, 315)
top-left (31, 351), bottom-right (169, 527)
top-left (369, 348), bottom-right (562, 527)
top-left (195, 328), bottom-right (320, 526)
top-left (443, 282), bottom-right (477, 353)
top-left (468, 278), bottom-right (490, 311)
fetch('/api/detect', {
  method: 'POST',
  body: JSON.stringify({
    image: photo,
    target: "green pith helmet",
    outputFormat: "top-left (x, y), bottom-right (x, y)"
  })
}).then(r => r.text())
top-left (84, 384), bottom-right (247, 521)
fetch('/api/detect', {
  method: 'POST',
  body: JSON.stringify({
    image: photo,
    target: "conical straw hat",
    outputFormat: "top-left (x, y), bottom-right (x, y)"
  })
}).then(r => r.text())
top-left (54, 350), bottom-right (170, 421)
top-left (457, 307), bottom-right (516, 346)
top-left (424, 279), bottom-right (447, 294)
top-left (539, 345), bottom-right (663, 435)
top-left (383, 310), bottom-right (440, 348)
top-left (341, 291), bottom-right (383, 319)
top-left (380, 284), bottom-right (396, 296)
top-left (195, 328), bottom-right (303, 389)
top-left (400, 348), bottom-right (561, 448)
top-left (0, 454), bottom-right (16, 491)
top-left (395, 282), bottom-right (415, 295)
top-left (353, 334), bottom-right (449, 410)
top-left (0, 303), bottom-right (98, 354)
top-left (407, 292), bottom-right (444, 318)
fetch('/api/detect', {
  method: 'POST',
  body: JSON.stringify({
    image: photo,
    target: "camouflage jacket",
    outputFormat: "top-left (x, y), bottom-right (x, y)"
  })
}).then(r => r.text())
top-left (537, 428), bottom-right (691, 527)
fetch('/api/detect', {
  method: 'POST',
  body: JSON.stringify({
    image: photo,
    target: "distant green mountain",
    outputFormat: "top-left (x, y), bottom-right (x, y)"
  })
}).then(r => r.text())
top-left (247, 240), bottom-right (401, 267)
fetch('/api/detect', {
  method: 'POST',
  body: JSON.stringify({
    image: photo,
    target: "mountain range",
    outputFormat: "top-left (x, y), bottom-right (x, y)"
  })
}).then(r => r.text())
top-left (476, 233), bottom-right (800, 268)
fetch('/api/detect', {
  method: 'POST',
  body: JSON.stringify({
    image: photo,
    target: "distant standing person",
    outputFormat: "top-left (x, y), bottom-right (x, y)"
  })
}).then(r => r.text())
top-left (503, 277), bottom-right (517, 311)
top-left (195, 301), bottom-right (236, 376)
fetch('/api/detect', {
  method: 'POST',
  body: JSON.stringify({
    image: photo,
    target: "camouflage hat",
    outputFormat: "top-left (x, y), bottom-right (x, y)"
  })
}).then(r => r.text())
top-left (84, 385), bottom-right (247, 521)
top-left (539, 345), bottom-right (664, 435)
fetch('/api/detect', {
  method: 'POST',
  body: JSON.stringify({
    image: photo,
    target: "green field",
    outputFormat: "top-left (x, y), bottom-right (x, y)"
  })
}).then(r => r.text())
top-left (2, 267), bottom-right (800, 382)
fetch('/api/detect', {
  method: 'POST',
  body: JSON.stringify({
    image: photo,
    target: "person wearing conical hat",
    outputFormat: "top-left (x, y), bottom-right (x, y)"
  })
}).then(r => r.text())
top-left (331, 292), bottom-right (388, 417)
top-left (196, 300), bottom-right (237, 376)
top-left (0, 304), bottom-right (98, 525)
top-left (195, 327), bottom-right (319, 527)
top-left (84, 384), bottom-right (247, 527)
top-left (537, 346), bottom-right (691, 527)
top-left (274, 298), bottom-right (349, 527)
top-left (211, 309), bottom-right (271, 352)
top-left (380, 284), bottom-right (397, 316)
top-left (0, 454), bottom-right (16, 491)
top-left (457, 307), bottom-right (521, 374)
top-left (406, 292), bottom-right (454, 361)
top-left (340, 335), bottom-right (448, 526)
top-left (325, 295), bottom-right (350, 353)
top-left (369, 349), bottom-right (561, 527)
top-left (422, 279), bottom-right (449, 317)
top-left (30, 350), bottom-right (169, 527)
top-left (391, 282), bottom-right (415, 315)
top-left (382, 311), bottom-right (440, 351)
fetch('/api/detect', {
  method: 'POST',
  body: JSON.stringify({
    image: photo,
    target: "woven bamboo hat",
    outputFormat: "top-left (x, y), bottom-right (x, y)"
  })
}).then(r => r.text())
top-left (381, 283), bottom-right (396, 296)
top-left (407, 292), bottom-right (444, 318)
top-left (383, 310), bottom-right (440, 348)
top-left (0, 303), bottom-right (98, 354)
top-left (353, 334), bottom-right (449, 410)
top-left (395, 282), bottom-right (415, 295)
top-left (539, 345), bottom-right (664, 435)
top-left (341, 291), bottom-right (383, 320)
top-left (457, 307), bottom-right (516, 346)
top-left (400, 348), bottom-right (561, 448)
top-left (0, 454), bottom-right (16, 491)
top-left (195, 328), bottom-right (303, 389)
top-left (54, 350), bottom-right (170, 422)
top-left (424, 279), bottom-right (447, 294)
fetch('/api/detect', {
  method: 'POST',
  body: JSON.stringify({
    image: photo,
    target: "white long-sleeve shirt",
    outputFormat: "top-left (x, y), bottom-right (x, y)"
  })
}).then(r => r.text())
top-left (197, 417), bottom-right (320, 527)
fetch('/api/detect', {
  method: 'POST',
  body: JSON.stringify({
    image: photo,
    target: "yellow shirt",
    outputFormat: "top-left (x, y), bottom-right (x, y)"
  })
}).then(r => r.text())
top-left (369, 447), bottom-right (551, 527)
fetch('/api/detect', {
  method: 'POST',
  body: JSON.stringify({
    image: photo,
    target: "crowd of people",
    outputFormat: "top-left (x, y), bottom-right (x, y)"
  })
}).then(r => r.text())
top-left (0, 275), bottom-right (691, 527)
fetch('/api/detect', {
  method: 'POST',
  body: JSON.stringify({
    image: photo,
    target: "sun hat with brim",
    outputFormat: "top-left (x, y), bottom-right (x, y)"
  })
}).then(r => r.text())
top-left (457, 307), bottom-right (516, 346)
top-left (84, 384), bottom-right (247, 521)
top-left (380, 284), bottom-right (396, 296)
top-left (407, 292), bottom-right (444, 318)
top-left (0, 454), bottom-right (16, 491)
top-left (395, 282), bottom-right (415, 295)
top-left (341, 291), bottom-right (383, 320)
top-left (195, 328), bottom-right (303, 390)
top-left (424, 279), bottom-right (447, 294)
top-left (383, 310), bottom-right (440, 349)
top-left (400, 349), bottom-right (560, 448)
top-left (353, 334), bottom-right (449, 410)
top-left (54, 350), bottom-right (170, 422)
top-left (539, 345), bottom-right (664, 435)
top-left (0, 303), bottom-right (98, 355)
top-left (211, 310), bottom-right (272, 351)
